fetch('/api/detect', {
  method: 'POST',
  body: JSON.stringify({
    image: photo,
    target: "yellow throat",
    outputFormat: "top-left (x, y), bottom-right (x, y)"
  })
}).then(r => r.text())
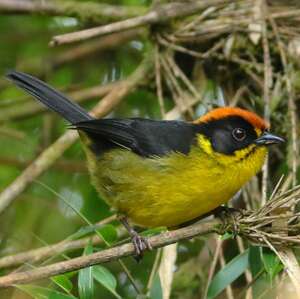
top-left (83, 132), bottom-right (267, 228)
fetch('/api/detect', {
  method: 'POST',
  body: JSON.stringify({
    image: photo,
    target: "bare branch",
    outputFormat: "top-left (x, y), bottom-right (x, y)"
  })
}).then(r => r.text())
top-left (0, 216), bottom-right (120, 269)
top-left (50, 0), bottom-right (230, 46)
top-left (0, 0), bottom-right (146, 23)
top-left (0, 218), bottom-right (221, 288)
top-left (0, 183), bottom-right (299, 288)
top-left (0, 81), bottom-right (124, 122)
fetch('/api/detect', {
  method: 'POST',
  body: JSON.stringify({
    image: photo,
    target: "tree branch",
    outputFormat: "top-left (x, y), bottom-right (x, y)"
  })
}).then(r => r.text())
top-left (1, 183), bottom-right (300, 288)
top-left (0, 80), bottom-right (124, 122)
top-left (0, 52), bottom-right (154, 214)
top-left (0, 216), bottom-right (121, 269)
top-left (0, 0), bottom-right (146, 23)
top-left (50, 0), bottom-right (230, 46)
top-left (0, 218), bottom-right (221, 288)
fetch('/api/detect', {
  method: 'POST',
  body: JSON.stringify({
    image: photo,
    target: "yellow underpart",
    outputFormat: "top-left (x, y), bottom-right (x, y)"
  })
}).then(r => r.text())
top-left (82, 133), bottom-right (267, 228)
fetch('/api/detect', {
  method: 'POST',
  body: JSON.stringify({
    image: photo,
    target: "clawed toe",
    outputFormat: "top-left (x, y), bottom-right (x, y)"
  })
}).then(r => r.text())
top-left (132, 233), bottom-right (152, 259)
top-left (119, 216), bottom-right (152, 261)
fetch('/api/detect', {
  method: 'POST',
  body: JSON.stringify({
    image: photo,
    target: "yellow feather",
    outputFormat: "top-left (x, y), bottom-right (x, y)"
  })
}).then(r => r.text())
top-left (82, 133), bottom-right (267, 228)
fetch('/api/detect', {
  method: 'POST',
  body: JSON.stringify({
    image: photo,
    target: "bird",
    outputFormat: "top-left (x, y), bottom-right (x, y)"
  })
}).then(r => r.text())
top-left (6, 71), bottom-right (284, 256)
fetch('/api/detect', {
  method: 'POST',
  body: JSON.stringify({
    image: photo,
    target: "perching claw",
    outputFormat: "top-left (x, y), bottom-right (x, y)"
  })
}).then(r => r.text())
top-left (118, 216), bottom-right (152, 261)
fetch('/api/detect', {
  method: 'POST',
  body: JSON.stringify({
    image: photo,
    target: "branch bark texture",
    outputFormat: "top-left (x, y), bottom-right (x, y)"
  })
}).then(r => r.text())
top-left (0, 219), bottom-right (221, 288)
top-left (0, 0), bottom-right (146, 23)
top-left (50, 0), bottom-right (230, 46)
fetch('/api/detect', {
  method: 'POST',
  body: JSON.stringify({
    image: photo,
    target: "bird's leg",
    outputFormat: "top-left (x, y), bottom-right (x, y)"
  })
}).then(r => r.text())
top-left (213, 206), bottom-right (245, 237)
top-left (177, 206), bottom-right (243, 229)
top-left (213, 205), bottom-right (241, 217)
top-left (118, 216), bottom-right (152, 259)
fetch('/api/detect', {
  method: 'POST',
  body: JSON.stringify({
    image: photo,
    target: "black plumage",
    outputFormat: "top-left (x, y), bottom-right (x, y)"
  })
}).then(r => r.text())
top-left (75, 118), bottom-right (200, 157)
top-left (200, 116), bottom-right (259, 155)
top-left (6, 71), bottom-right (200, 157)
top-left (6, 71), bottom-right (261, 159)
top-left (6, 71), bottom-right (93, 124)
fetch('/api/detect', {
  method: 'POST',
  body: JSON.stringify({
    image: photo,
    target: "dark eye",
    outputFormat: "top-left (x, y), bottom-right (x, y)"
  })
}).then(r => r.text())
top-left (232, 128), bottom-right (246, 141)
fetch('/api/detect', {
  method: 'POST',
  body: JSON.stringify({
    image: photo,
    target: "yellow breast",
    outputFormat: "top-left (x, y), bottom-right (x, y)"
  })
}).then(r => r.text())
top-left (83, 134), bottom-right (267, 228)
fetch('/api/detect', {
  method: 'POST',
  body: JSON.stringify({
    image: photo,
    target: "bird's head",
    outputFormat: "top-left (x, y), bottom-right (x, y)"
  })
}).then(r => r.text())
top-left (194, 107), bottom-right (284, 165)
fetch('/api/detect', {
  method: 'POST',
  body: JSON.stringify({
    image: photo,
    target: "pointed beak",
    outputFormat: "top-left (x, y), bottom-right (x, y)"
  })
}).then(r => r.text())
top-left (254, 132), bottom-right (285, 146)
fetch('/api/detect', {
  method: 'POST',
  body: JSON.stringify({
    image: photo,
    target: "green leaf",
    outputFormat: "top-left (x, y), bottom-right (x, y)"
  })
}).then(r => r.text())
top-left (78, 243), bottom-right (94, 299)
top-left (93, 265), bottom-right (121, 299)
top-left (97, 224), bottom-right (118, 244)
top-left (249, 246), bottom-right (263, 276)
top-left (207, 249), bottom-right (249, 299)
top-left (220, 232), bottom-right (234, 241)
top-left (52, 274), bottom-right (73, 293)
top-left (70, 225), bottom-right (101, 240)
top-left (17, 285), bottom-right (76, 299)
top-left (261, 248), bottom-right (283, 282)
top-left (149, 274), bottom-right (163, 299)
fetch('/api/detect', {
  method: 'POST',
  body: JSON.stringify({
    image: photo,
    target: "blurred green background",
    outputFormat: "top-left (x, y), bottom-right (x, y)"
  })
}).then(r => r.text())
top-left (0, 1), bottom-right (298, 299)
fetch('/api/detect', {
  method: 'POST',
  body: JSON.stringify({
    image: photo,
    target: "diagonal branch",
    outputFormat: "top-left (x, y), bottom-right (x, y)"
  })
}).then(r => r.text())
top-left (1, 184), bottom-right (300, 288)
top-left (0, 0), bottom-right (146, 23)
top-left (0, 81), bottom-right (124, 122)
top-left (50, 0), bottom-right (230, 46)
top-left (0, 218), bottom-right (221, 288)
top-left (0, 216), bottom-right (121, 269)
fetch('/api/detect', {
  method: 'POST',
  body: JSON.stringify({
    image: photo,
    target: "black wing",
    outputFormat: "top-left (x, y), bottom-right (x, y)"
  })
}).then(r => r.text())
top-left (75, 118), bottom-right (200, 157)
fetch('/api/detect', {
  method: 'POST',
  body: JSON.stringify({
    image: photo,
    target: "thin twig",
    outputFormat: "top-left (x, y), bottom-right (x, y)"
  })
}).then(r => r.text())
top-left (268, 15), bottom-right (298, 187)
top-left (261, 0), bottom-right (272, 206)
top-left (0, 0), bottom-right (145, 23)
top-left (0, 81), bottom-right (124, 122)
top-left (219, 245), bottom-right (234, 299)
top-left (0, 216), bottom-right (119, 269)
top-left (155, 44), bottom-right (166, 117)
top-left (50, 0), bottom-right (230, 46)
top-left (237, 236), bottom-right (253, 299)
top-left (146, 248), bottom-right (162, 292)
top-left (203, 237), bottom-right (222, 299)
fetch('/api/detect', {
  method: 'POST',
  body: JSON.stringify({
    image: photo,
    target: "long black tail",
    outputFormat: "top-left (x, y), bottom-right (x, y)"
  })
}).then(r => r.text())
top-left (6, 71), bottom-right (93, 124)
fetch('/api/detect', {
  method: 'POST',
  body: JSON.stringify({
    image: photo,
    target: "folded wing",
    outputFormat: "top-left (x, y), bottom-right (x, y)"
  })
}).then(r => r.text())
top-left (75, 118), bottom-right (200, 157)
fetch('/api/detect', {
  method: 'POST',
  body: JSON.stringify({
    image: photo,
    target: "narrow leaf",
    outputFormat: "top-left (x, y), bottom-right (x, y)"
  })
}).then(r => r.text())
top-left (149, 274), bottom-right (163, 299)
top-left (93, 265), bottom-right (121, 299)
top-left (261, 248), bottom-right (283, 282)
top-left (17, 285), bottom-right (76, 299)
top-left (78, 243), bottom-right (94, 299)
top-left (207, 249), bottom-right (249, 299)
top-left (52, 274), bottom-right (73, 294)
top-left (249, 246), bottom-right (263, 276)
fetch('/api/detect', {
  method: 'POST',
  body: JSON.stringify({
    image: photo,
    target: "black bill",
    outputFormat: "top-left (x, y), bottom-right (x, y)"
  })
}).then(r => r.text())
top-left (254, 132), bottom-right (285, 146)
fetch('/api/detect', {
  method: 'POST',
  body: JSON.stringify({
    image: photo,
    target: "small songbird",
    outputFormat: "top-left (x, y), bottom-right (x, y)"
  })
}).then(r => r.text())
top-left (7, 71), bottom-right (284, 255)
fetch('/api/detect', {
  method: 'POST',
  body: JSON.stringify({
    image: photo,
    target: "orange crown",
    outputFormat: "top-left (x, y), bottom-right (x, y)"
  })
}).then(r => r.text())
top-left (195, 107), bottom-right (268, 130)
